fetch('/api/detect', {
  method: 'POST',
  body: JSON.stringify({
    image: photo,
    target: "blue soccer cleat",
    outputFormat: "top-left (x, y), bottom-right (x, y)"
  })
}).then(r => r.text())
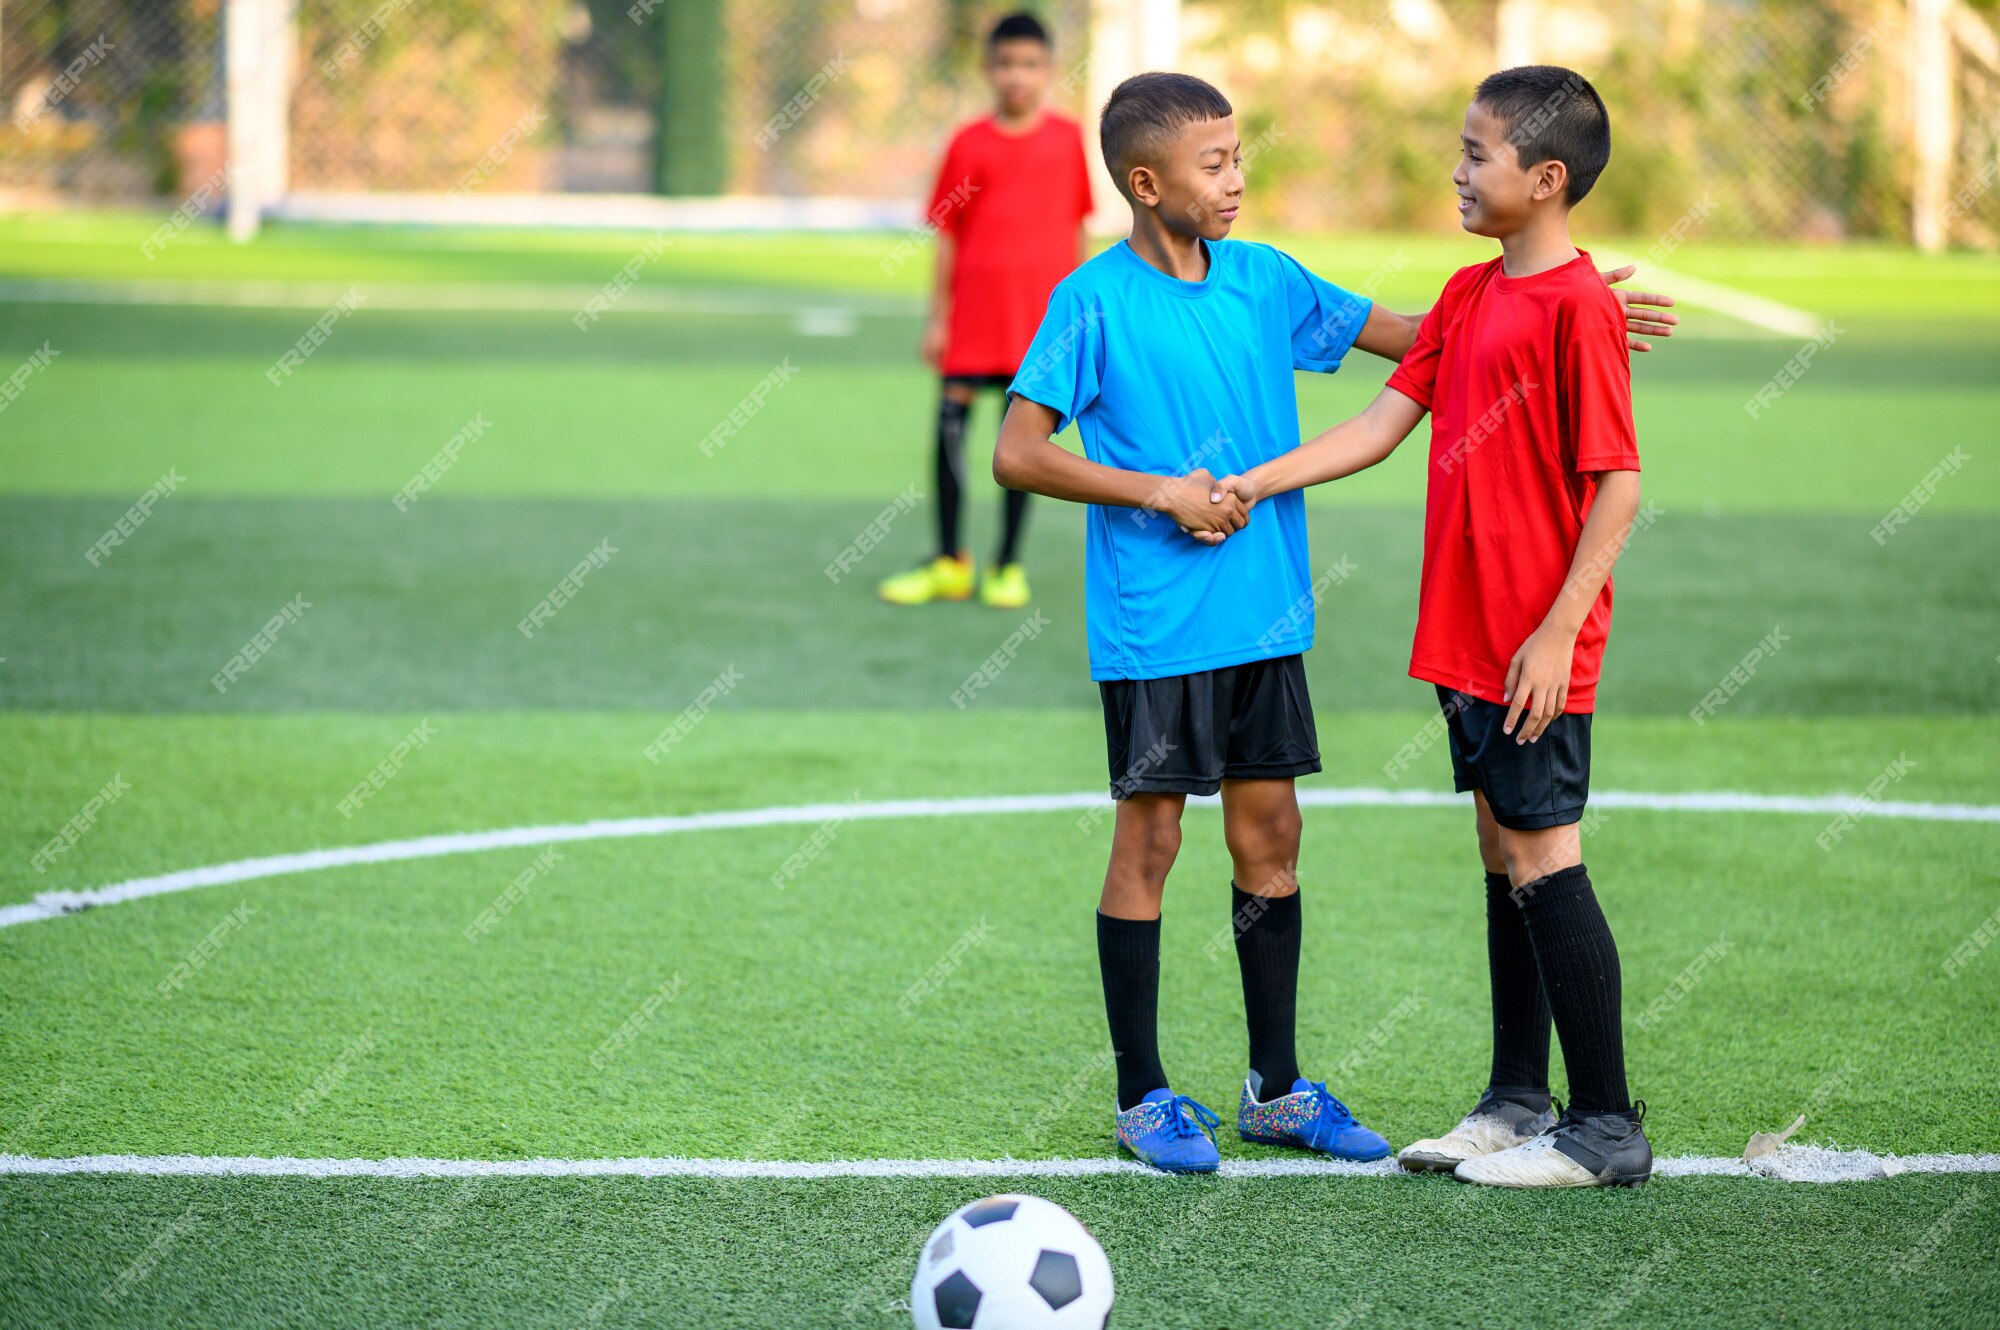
top-left (1237, 1074), bottom-right (1392, 1161)
top-left (1114, 1088), bottom-right (1223, 1174)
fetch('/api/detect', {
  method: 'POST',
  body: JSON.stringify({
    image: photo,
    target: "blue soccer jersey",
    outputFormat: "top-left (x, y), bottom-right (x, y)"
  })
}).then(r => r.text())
top-left (1006, 237), bottom-right (1371, 681)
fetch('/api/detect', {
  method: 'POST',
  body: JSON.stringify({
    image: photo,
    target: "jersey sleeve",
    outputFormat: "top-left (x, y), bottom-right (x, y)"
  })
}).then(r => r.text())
top-left (1277, 248), bottom-right (1372, 373)
top-left (926, 129), bottom-right (977, 235)
top-left (1384, 296), bottom-right (1446, 410)
top-left (1563, 295), bottom-right (1641, 473)
top-left (1006, 279), bottom-right (1104, 435)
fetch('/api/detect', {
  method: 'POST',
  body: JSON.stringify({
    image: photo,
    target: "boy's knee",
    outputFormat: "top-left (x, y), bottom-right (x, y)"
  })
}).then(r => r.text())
top-left (1120, 804), bottom-right (1183, 878)
top-left (1272, 801), bottom-right (1303, 850)
top-left (1228, 804), bottom-right (1301, 861)
top-left (1498, 824), bottom-right (1580, 887)
top-left (1475, 821), bottom-right (1505, 873)
top-left (1139, 817), bottom-right (1183, 867)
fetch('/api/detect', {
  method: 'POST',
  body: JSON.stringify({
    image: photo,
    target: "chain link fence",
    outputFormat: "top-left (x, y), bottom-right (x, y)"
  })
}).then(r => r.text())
top-left (1, 0), bottom-right (1994, 244)
top-left (1949, 10), bottom-right (2000, 247)
top-left (286, 0), bottom-right (1089, 194)
top-left (1190, 0), bottom-right (1997, 243)
top-left (1, 0), bottom-right (223, 201)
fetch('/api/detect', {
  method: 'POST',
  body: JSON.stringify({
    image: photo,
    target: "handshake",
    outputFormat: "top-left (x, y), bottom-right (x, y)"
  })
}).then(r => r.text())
top-left (1150, 468), bottom-right (1261, 546)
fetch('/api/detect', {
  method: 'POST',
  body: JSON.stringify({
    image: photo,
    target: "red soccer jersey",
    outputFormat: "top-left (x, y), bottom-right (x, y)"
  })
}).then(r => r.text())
top-left (926, 110), bottom-right (1094, 376)
top-left (1385, 250), bottom-right (1641, 714)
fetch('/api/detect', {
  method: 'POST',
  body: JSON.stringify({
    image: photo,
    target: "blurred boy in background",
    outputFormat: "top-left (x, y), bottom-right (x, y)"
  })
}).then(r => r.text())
top-left (877, 11), bottom-right (1095, 609)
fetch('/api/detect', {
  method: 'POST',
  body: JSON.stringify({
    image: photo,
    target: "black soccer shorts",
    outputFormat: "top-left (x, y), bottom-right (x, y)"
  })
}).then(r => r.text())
top-left (1099, 654), bottom-right (1321, 799)
top-left (1434, 684), bottom-right (1592, 830)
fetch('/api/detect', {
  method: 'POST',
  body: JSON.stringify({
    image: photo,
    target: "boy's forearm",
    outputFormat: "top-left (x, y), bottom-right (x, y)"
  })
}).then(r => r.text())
top-left (1539, 470), bottom-right (1643, 638)
top-left (1245, 388), bottom-right (1424, 498)
top-left (929, 232), bottom-right (956, 320)
top-left (992, 400), bottom-right (1174, 510)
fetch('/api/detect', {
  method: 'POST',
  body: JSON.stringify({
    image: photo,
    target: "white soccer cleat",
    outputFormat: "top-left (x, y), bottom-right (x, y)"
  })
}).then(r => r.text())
top-left (1397, 1090), bottom-right (1555, 1173)
top-left (1453, 1105), bottom-right (1653, 1189)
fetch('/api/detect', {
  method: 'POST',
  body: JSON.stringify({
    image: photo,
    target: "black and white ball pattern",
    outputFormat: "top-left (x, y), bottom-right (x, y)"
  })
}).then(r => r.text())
top-left (910, 1194), bottom-right (1114, 1329)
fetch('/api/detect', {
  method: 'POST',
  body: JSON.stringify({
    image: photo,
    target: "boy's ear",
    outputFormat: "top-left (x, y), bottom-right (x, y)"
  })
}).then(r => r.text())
top-left (1127, 163), bottom-right (1161, 209)
top-left (1530, 158), bottom-right (1570, 204)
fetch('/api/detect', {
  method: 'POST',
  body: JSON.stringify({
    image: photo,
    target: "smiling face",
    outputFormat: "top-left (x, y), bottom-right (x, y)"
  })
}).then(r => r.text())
top-left (983, 37), bottom-right (1052, 118)
top-left (1453, 99), bottom-right (1566, 237)
top-left (1132, 113), bottom-right (1242, 240)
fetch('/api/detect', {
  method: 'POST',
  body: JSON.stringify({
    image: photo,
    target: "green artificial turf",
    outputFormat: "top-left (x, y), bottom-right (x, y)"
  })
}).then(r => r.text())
top-left (2, 222), bottom-right (1996, 1329)
top-left (8, 213), bottom-right (2000, 320)
top-left (3, 292), bottom-right (1996, 513)
top-left (3, 1175), bottom-right (1997, 1330)
top-left (2, 710), bottom-right (1995, 1161)
top-left (2, 497), bottom-right (1995, 715)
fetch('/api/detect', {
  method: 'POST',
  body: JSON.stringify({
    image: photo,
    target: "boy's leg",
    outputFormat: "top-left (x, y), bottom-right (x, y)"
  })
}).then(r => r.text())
top-left (1445, 696), bottom-right (1648, 1187)
top-left (975, 371), bottom-right (1032, 607)
top-left (1209, 659), bottom-right (1388, 1160)
top-left (1497, 821), bottom-right (1630, 1115)
top-left (1476, 791), bottom-right (1552, 1097)
top-left (1098, 790), bottom-right (1184, 1110)
top-left (995, 486), bottom-right (1030, 567)
top-left (1397, 715), bottom-right (1558, 1172)
top-left (1219, 777), bottom-right (1302, 1097)
top-left (1097, 670), bottom-right (1229, 1172)
top-left (878, 380), bottom-right (976, 604)
top-left (933, 380), bottom-right (975, 559)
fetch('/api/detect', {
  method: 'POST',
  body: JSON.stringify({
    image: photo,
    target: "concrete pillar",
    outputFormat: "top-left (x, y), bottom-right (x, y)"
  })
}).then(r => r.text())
top-left (1909, 0), bottom-right (1955, 250)
top-left (1084, 0), bottom-right (1182, 232)
top-left (226, 0), bottom-right (295, 242)
top-left (1495, 0), bottom-right (1540, 68)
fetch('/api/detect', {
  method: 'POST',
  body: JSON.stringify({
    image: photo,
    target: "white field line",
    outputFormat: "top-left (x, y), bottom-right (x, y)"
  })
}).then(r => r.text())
top-left (1595, 249), bottom-right (1823, 339)
top-left (3, 787), bottom-right (1996, 931)
top-left (0, 277), bottom-right (915, 318)
top-left (2, 1151), bottom-right (1996, 1183)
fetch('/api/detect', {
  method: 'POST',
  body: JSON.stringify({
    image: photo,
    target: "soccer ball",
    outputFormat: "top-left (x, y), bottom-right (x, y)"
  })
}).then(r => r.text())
top-left (910, 1194), bottom-right (1114, 1330)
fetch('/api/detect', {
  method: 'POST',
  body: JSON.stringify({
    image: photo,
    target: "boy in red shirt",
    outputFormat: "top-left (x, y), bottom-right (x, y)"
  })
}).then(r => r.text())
top-left (878, 11), bottom-right (1094, 610)
top-left (1212, 66), bottom-right (1652, 1187)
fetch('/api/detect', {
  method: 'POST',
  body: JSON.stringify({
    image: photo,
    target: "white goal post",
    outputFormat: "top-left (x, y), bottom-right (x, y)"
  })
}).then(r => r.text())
top-left (220, 0), bottom-right (1184, 242)
top-left (221, 0), bottom-right (1991, 249)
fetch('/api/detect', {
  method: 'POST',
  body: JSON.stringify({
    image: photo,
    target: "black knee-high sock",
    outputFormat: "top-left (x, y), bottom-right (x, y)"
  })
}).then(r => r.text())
top-left (933, 395), bottom-right (970, 559)
top-left (1231, 882), bottom-right (1301, 1099)
top-left (1515, 863), bottom-right (1630, 1114)
top-left (1485, 870), bottom-right (1552, 1100)
top-left (1097, 911), bottom-right (1168, 1112)
top-left (995, 486), bottom-right (1030, 566)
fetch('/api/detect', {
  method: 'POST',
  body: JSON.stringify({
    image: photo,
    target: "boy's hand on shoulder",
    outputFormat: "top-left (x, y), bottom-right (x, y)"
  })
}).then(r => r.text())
top-left (1503, 625), bottom-right (1577, 745)
top-left (1162, 468), bottom-right (1246, 545)
top-left (1600, 264), bottom-right (1678, 353)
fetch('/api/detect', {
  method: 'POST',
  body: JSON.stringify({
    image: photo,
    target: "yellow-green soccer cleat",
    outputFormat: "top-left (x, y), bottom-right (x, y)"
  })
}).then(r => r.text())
top-left (978, 562), bottom-right (1031, 609)
top-left (878, 553), bottom-right (974, 606)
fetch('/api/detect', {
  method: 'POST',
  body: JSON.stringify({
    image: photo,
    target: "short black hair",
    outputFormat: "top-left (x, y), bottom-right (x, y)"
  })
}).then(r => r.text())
top-left (1473, 65), bottom-right (1610, 205)
top-left (1099, 72), bottom-right (1233, 202)
top-left (987, 11), bottom-right (1050, 50)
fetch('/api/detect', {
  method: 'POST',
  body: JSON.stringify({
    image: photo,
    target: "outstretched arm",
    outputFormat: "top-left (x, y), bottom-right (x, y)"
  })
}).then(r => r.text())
top-left (1502, 469), bottom-right (1643, 744)
top-left (1347, 265), bottom-right (1676, 362)
top-left (993, 394), bottom-right (1248, 539)
top-left (1212, 386), bottom-right (1428, 510)
top-left (1350, 303), bottom-right (1426, 364)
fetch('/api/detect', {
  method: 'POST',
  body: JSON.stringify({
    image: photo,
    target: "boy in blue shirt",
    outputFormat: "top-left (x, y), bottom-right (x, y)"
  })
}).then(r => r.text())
top-left (993, 72), bottom-right (1673, 1173)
